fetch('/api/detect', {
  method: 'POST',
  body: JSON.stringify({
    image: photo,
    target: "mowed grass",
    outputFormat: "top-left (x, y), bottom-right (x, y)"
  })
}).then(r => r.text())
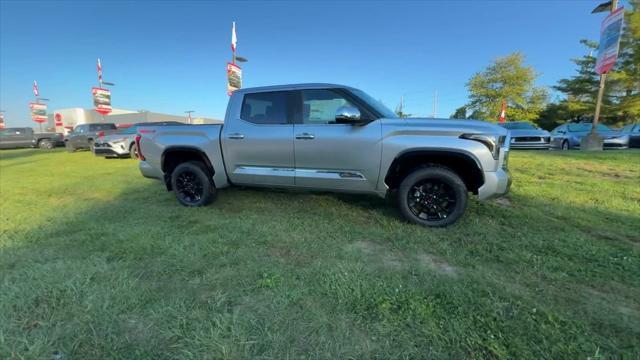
top-left (1, 148), bottom-right (639, 359)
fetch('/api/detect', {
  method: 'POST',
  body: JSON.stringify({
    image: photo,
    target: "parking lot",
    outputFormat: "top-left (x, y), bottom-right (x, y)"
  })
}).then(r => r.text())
top-left (1, 148), bottom-right (639, 358)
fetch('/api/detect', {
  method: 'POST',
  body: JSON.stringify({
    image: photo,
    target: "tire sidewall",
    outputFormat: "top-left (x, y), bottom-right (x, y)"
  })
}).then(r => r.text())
top-left (65, 141), bottom-right (75, 152)
top-left (129, 143), bottom-right (138, 159)
top-left (397, 166), bottom-right (468, 227)
top-left (170, 162), bottom-right (216, 207)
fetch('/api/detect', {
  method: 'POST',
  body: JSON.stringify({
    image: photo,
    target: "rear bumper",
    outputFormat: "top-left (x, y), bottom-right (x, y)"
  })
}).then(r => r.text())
top-left (139, 160), bottom-right (164, 180)
top-left (478, 169), bottom-right (511, 200)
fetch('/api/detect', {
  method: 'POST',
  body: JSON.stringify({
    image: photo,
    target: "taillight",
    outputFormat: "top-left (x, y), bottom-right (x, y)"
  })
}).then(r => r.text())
top-left (97, 131), bottom-right (105, 138)
top-left (135, 135), bottom-right (145, 160)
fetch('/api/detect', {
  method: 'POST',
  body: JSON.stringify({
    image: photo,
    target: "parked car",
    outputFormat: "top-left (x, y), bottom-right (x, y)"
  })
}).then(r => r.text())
top-left (137, 83), bottom-right (511, 227)
top-left (498, 121), bottom-right (550, 149)
top-left (550, 123), bottom-right (629, 150)
top-left (618, 123), bottom-right (640, 148)
top-left (0, 127), bottom-right (64, 149)
top-left (93, 121), bottom-right (186, 158)
top-left (65, 123), bottom-right (118, 152)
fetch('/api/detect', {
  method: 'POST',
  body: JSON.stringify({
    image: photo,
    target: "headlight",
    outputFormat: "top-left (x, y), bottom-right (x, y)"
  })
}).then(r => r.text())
top-left (460, 133), bottom-right (505, 159)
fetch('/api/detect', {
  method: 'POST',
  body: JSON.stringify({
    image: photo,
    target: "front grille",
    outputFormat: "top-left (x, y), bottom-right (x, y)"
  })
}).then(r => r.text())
top-left (514, 137), bottom-right (542, 142)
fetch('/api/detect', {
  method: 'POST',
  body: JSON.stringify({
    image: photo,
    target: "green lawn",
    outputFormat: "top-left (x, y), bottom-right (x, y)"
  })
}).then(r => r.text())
top-left (1, 148), bottom-right (639, 359)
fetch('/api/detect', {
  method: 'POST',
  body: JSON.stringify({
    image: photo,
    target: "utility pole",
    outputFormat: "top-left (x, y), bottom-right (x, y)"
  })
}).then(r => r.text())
top-left (432, 90), bottom-right (438, 118)
top-left (185, 110), bottom-right (195, 124)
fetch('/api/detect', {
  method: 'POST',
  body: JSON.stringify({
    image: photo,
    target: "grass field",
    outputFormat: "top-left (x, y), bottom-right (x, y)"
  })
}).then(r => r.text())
top-left (1, 148), bottom-right (639, 359)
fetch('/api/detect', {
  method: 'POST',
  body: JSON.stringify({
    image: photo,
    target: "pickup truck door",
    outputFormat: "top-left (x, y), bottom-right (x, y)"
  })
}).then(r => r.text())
top-left (221, 91), bottom-right (295, 186)
top-left (0, 128), bottom-right (32, 148)
top-left (292, 89), bottom-right (382, 192)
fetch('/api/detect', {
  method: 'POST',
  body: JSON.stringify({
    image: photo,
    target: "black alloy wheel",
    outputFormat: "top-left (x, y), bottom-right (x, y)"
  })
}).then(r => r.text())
top-left (397, 166), bottom-right (467, 227)
top-left (171, 161), bottom-right (216, 207)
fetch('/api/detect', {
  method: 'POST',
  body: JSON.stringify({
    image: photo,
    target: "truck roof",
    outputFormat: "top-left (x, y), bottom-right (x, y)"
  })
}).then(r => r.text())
top-left (235, 83), bottom-right (356, 94)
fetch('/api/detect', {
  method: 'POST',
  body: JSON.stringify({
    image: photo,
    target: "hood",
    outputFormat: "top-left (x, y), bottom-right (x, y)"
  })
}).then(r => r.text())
top-left (98, 133), bottom-right (135, 143)
top-left (507, 129), bottom-right (550, 137)
top-left (388, 118), bottom-right (509, 137)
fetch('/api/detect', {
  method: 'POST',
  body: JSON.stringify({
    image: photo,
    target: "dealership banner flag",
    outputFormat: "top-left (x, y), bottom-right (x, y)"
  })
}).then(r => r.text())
top-left (29, 102), bottom-right (48, 123)
top-left (33, 80), bottom-right (39, 97)
top-left (498, 100), bottom-right (506, 123)
top-left (0, 112), bottom-right (5, 129)
top-left (97, 58), bottom-right (103, 84)
top-left (231, 22), bottom-right (237, 52)
top-left (596, 6), bottom-right (624, 75)
top-left (92, 87), bottom-right (112, 115)
top-left (227, 62), bottom-right (242, 96)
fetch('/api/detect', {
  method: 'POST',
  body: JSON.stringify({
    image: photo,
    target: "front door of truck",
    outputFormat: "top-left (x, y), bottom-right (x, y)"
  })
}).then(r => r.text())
top-left (221, 90), bottom-right (295, 186)
top-left (292, 89), bottom-right (382, 192)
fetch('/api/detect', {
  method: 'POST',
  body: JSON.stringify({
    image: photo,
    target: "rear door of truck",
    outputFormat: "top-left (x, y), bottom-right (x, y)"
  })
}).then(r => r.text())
top-left (221, 91), bottom-right (295, 186)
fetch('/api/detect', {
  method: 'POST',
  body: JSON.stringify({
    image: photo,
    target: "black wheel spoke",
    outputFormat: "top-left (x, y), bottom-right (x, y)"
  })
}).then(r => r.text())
top-left (407, 178), bottom-right (457, 223)
top-left (176, 170), bottom-right (204, 204)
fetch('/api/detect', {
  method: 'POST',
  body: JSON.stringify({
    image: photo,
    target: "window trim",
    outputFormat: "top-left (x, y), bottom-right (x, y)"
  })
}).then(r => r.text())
top-left (292, 88), bottom-right (379, 125)
top-left (240, 91), bottom-right (295, 125)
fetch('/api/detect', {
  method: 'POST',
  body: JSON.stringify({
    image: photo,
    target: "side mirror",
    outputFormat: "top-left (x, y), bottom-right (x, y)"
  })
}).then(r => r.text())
top-left (335, 106), bottom-right (362, 124)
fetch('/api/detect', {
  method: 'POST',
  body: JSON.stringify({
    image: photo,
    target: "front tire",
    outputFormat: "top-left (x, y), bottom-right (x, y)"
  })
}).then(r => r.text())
top-left (397, 166), bottom-right (468, 227)
top-left (39, 139), bottom-right (53, 149)
top-left (65, 141), bottom-right (75, 153)
top-left (171, 161), bottom-right (216, 207)
top-left (561, 140), bottom-right (569, 151)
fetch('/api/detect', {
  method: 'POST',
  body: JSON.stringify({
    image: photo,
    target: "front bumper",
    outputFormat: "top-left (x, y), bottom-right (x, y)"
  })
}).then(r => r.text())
top-left (93, 142), bottom-right (129, 156)
top-left (478, 168), bottom-right (511, 200)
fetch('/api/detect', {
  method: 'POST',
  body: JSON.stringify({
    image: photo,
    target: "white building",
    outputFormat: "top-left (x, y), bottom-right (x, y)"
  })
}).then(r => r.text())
top-left (47, 108), bottom-right (222, 133)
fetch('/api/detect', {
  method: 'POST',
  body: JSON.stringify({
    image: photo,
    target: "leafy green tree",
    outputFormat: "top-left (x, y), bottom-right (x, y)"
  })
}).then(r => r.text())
top-left (450, 106), bottom-right (467, 119)
top-left (465, 53), bottom-right (548, 123)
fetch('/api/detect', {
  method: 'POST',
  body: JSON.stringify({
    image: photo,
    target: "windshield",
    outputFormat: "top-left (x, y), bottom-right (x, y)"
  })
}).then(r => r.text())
top-left (567, 123), bottom-right (611, 132)
top-left (350, 89), bottom-right (397, 119)
top-left (500, 122), bottom-right (536, 130)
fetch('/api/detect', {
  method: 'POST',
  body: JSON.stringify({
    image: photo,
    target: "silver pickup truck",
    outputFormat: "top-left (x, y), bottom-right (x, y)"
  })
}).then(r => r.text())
top-left (137, 83), bottom-right (511, 227)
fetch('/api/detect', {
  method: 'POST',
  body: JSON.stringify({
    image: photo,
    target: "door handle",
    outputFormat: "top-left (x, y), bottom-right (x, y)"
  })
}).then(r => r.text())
top-left (295, 133), bottom-right (315, 140)
top-left (228, 133), bottom-right (245, 140)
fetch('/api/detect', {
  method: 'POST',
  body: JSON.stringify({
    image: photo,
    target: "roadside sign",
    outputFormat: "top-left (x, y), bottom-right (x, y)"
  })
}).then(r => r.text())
top-left (92, 87), bottom-right (112, 115)
top-left (54, 113), bottom-right (63, 126)
top-left (595, 6), bottom-right (625, 75)
top-left (29, 103), bottom-right (48, 123)
top-left (227, 62), bottom-right (242, 96)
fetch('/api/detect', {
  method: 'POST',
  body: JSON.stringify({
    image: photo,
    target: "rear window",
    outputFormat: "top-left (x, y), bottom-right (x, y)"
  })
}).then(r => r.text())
top-left (241, 91), bottom-right (291, 124)
top-left (90, 123), bottom-right (117, 131)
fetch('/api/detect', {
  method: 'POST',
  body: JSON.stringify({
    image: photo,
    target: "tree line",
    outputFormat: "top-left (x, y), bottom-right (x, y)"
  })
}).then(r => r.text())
top-left (448, 1), bottom-right (639, 130)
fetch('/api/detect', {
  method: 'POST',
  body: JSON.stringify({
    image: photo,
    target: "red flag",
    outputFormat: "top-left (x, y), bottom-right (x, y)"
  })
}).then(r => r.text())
top-left (97, 58), bottom-right (103, 84)
top-left (231, 22), bottom-right (237, 52)
top-left (33, 80), bottom-right (39, 97)
top-left (498, 100), bottom-right (506, 123)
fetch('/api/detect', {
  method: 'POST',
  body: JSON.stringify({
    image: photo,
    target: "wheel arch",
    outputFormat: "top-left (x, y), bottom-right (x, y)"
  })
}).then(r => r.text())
top-left (161, 146), bottom-right (215, 191)
top-left (384, 149), bottom-right (484, 194)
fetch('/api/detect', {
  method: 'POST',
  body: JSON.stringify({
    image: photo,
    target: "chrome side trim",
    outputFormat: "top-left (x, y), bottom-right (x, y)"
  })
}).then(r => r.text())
top-left (234, 166), bottom-right (295, 177)
top-left (295, 169), bottom-right (366, 180)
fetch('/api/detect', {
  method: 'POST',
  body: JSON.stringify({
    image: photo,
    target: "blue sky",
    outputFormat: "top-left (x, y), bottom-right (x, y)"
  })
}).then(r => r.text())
top-left (0, 0), bottom-right (620, 127)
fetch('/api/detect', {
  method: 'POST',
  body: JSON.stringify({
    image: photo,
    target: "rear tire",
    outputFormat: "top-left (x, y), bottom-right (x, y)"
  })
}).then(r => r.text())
top-left (38, 139), bottom-right (53, 149)
top-left (129, 143), bottom-right (138, 159)
top-left (65, 141), bottom-right (75, 153)
top-left (397, 166), bottom-right (467, 227)
top-left (171, 161), bottom-right (216, 207)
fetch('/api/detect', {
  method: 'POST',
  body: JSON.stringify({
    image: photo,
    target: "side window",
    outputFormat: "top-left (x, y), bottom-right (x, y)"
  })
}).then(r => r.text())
top-left (77, 125), bottom-right (87, 134)
top-left (241, 91), bottom-right (291, 125)
top-left (633, 125), bottom-right (640, 133)
top-left (301, 89), bottom-right (356, 125)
